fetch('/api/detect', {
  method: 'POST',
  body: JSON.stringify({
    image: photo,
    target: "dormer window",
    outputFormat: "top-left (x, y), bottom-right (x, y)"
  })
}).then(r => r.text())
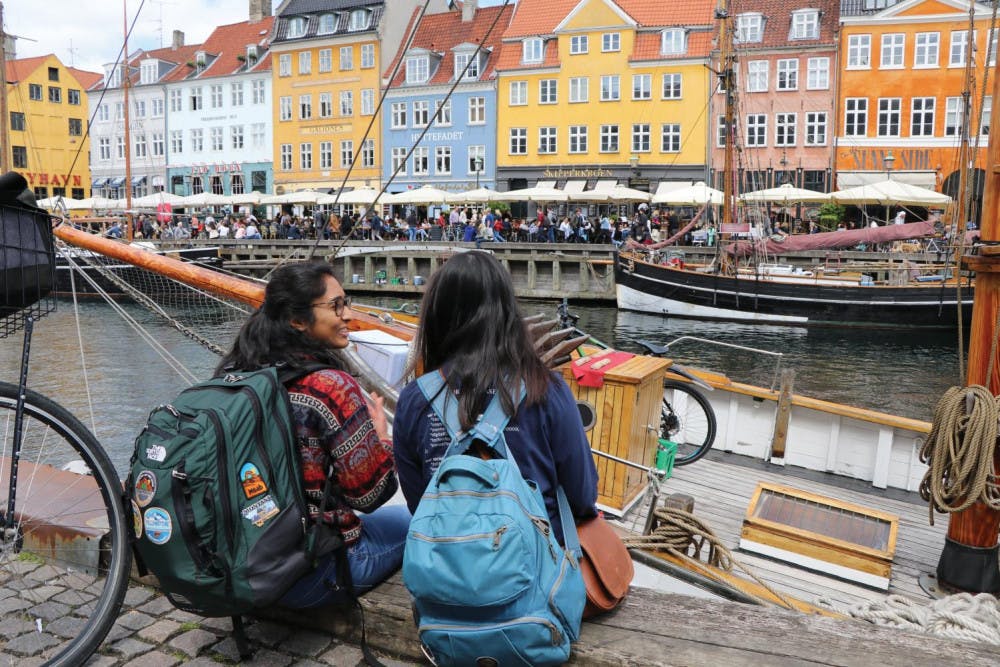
top-left (318, 13), bottom-right (337, 35)
top-left (406, 55), bottom-right (429, 84)
top-left (195, 51), bottom-right (208, 71)
top-left (736, 13), bottom-right (764, 43)
top-left (455, 51), bottom-right (480, 80)
top-left (246, 45), bottom-right (259, 64)
top-left (106, 65), bottom-right (122, 88)
top-left (522, 38), bottom-right (543, 64)
top-left (791, 10), bottom-right (820, 40)
top-left (349, 9), bottom-right (369, 32)
top-left (661, 29), bottom-right (686, 55)
top-left (287, 17), bottom-right (307, 38)
top-left (140, 61), bottom-right (157, 85)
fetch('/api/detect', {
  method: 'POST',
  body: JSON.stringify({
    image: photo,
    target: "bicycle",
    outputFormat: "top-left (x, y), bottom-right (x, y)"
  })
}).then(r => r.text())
top-left (0, 190), bottom-right (131, 666)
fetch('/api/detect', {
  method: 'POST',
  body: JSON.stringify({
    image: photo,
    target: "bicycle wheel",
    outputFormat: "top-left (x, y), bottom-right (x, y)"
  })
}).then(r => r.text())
top-left (0, 381), bottom-right (131, 666)
top-left (661, 379), bottom-right (717, 466)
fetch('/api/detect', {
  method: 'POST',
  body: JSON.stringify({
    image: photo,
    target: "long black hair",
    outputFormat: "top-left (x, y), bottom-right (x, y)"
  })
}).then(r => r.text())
top-left (215, 261), bottom-right (347, 375)
top-left (415, 251), bottom-right (550, 429)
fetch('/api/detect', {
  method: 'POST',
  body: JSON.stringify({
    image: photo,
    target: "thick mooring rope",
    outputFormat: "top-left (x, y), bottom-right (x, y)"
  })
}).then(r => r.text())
top-left (918, 385), bottom-right (1000, 525)
top-left (817, 593), bottom-right (1000, 646)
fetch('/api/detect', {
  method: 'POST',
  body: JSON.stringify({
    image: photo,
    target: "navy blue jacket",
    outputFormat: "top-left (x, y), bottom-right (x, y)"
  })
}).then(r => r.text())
top-left (393, 373), bottom-right (598, 542)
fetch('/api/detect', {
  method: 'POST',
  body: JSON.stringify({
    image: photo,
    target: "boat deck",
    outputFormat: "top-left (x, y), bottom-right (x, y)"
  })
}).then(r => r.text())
top-left (643, 450), bottom-right (947, 610)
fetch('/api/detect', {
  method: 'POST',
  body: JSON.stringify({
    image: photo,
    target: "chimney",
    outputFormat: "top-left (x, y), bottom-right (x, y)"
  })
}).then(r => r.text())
top-left (249, 0), bottom-right (272, 22)
top-left (4, 35), bottom-right (15, 60)
top-left (172, 30), bottom-right (184, 49)
top-left (462, 0), bottom-right (477, 23)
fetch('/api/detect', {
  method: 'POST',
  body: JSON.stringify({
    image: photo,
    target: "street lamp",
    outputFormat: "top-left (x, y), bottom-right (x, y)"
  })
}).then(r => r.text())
top-left (474, 156), bottom-right (483, 188)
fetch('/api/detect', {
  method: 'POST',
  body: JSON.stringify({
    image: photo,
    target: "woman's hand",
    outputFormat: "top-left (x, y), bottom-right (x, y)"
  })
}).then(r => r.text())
top-left (366, 390), bottom-right (390, 441)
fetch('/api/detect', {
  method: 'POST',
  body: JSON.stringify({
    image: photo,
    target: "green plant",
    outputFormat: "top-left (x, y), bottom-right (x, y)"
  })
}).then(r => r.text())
top-left (817, 202), bottom-right (845, 231)
top-left (236, 54), bottom-right (247, 62)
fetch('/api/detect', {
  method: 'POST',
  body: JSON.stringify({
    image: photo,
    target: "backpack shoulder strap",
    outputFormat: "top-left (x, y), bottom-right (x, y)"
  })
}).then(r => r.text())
top-left (276, 362), bottom-right (331, 385)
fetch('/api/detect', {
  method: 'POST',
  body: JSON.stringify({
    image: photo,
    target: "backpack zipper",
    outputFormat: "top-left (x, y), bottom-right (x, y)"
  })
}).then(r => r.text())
top-left (204, 409), bottom-right (236, 552)
top-left (419, 616), bottom-right (562, 647)
top-left (411, 525), bottom-right (509, 550)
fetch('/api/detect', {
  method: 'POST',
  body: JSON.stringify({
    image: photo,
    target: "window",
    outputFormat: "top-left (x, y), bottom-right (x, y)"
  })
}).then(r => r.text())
top-left (877, 98), bottom-right (901, 136)
top-left (10, 112), bottom-right (24, 131)
top-left (406, 56), bottom-right (429, 84)
top-left (319, 49), bottom-right (332, 72)
top-left (167, 89), bottom-right (181, 113)
top-left (48, 67), bottom-right (59, 82)
top-left (210, 84), bottom-right (223, 108)
top-left (631, 124), bottom-right (651, 152)
top-left (915, 32), bottom-right (940, 67)
top-left (509, 128), bottom-right (527, 154)
top-left (210, 127), bottom-right (223, 151)
top-left (775, 113), bottom-right (797, 146)
top-left (602, 33), bottom-right (620, 52)
top-left (600, 124), bottom-right (619, 152)
top-left (468, 146), bottom-right (485, 175)
top-left (807, 58), bottom-right (829, 89)
top-left (279, 54), bottom-right (292, 77)
top-left (362, 139), bottom-right (375, 168)
top-left (510, 81), bottom-right (527, 105)
top-left (945, 96), bottom-right (963, 136)
top-left (570, 35), bottom-right (588, 54)
top-left (391, 102), bottom-right (407, 128)
top-left (251, 123), bottom-right (265, 147)
top-left (361, 89), bottom-right (375, 116)
top-left (191, 128), bottom-right (204, 152)
top-left (349, 9), bottom-right (368, 31)
top-left (413, 100), bottom-right (429, 127)
top-left (210, 175), bottom-right (224, 195)
top-left (570, 77), bottom-right (588, 103)
top-left (881, 34), bottom-right (904, 68)
top-left (791, 10), bottom-right (819, 40)
top-left (279, 96), bottom-right (292, 121)
top-left (455, 52), bottom-right (479, 80)
top-left (48, 87), bottom-right (61, 103)
top-left (152, 97), bottom-right (164, 117)
top-left (115, 102), bottom-right (124, 120)
top-left (601, 75), bottom-right (620, 101)
top-left (569, 125), bottom-right (588, 153)
top-left (736, 14), bottom-right (764, 43)
top-left (68, 89), bottom-right (80, 105)
top-left (632, 74), bottom-right (652, 99)
top-left (361, 44), bottom-right (375, 68)
top-left (911, 97), bottom-right (935, 136)
top-left (776, 59), bottom-right (798, 90)
top-left (747, 60), bottom-right (768, 92)
top-left (116, 136), bottom-right (125, 158)
top-left (539, 79), bottom-right (557, 104)
top-left (950, 30), bottom-right (973, 66)
top-left (252, 80), bottom-right (266, 104)
top-left (662, 73), bottom-right (682, 99)
top-left (168, 131), bottom-right (181, 155)
top-left (190, 87), bottom-right (203, 111)
top-left (845, 98), bottom-right (868, 136)
top-left (68, 118), bottom-right (82, 136)
top-left (301, 143), bottom-right (313, 170)
top-left (746, 114), bottom-right (767, 146)
top-left (12, 146), bottom-right (27, 169)
top-left (231, 174), bottom-right (245, 195)
top-left (413, 146), bottom-right (428, 175)
top-left (191, 176), bottom-right (204, 195)
top-left (299, 52), bottom-right (311, 75)
top-left (231, 125), bottom-right (244, 150)
top-left (340, 90), bottom-right (353, 116)
top-left (981, 96), bottom-right (992, 136)
top-left (433, 99), bottom-right (452, 126)
top-left (28, 84), bottom-right (42, 101)
top-left (340, 140), bottom-right (354, 168)
top-left (435, 146), bottom-right (452, 175)
top-left (280, 144), bottom-right (292, 170)
top-left (299, 94), bottom-right (312, 120)
top-left (661, 124), bottom-right (681, 152)
top-left (469, 96), bottom-right (485, 124)
top-left (538, 127), bottom-right (557, 153)
top-left (314, 92), bottom-right (329, 118)
top-left (340, 46), bottom-right (354, 71)
top-left (318, 13), bottom-right (336, 34)
top-left (848, 34), bottom-right (871, 68)
top-left (134, 100), bottom-right (146, 118)
top-left (991, 31), bottom-right (998, 66)
top-left (805, 112), bottom-right (827, 145)
top-left (287, 17), bottom-right (306, 38)
top-left (523, 38), bottom-right (543, 63)
top-left (661, 29), bottom-right (686, 55)
top-left (392, 147), bottom-right (407, 175)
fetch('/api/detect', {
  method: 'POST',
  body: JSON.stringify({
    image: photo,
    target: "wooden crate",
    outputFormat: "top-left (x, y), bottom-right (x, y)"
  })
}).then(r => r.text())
top-left (560, 355), bottom-right (670, 514)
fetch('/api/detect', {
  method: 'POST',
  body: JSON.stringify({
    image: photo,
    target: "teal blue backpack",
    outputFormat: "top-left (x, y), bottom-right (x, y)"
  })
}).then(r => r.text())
top-left (403, 372), bottom-right (586, 667)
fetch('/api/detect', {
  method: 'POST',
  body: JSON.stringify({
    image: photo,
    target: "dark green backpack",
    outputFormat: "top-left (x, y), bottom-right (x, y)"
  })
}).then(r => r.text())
top-left (128, 365), bottom-right (341, 618)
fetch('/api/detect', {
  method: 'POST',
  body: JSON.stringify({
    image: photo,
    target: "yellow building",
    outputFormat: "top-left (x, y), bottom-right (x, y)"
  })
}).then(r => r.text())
top-left (495, 0), bottom-right (715, 195)
top-left (269, 0), bottom-right (448, 193)
top-left (4, 55), bottom-right (101, 199)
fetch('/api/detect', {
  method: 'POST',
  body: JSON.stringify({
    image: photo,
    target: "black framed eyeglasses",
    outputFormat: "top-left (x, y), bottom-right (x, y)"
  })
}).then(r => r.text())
top-left (311, 295), bottom-right (352, 317)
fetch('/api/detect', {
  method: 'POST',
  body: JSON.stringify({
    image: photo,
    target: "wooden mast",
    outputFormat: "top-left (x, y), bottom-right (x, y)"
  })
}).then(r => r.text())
top-left (717, 0), bottom-right (735, 233)
top-left (121, 0), bottom-right (134, 241)
top-left (0, 2), bottom-right (10, 174)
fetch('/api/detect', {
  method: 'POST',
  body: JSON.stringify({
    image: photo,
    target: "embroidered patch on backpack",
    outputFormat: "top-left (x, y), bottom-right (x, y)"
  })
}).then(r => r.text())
top-left (240, 462), bottom-right (267, 499)
top-left (241, 495), bottom-right (279, 527)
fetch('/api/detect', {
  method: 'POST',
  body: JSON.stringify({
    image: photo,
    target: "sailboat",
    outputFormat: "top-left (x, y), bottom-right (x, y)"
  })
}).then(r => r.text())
top-left (615, 1), bottom-right (979, 328)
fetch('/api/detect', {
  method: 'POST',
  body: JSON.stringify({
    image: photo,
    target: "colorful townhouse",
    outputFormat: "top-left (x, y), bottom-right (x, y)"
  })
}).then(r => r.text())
top-left (494, 0), bottom-right (715, 197)
top-left (382, 1), bottom-right (513, 194)
top-left (4, 54), bottom-right (100, 200)
top-left (711, 0), bottom-right (839, 196)
top-left (836, 0), bottom-right (994, 211)
top-left (268, 0), bottom-right (449, 194)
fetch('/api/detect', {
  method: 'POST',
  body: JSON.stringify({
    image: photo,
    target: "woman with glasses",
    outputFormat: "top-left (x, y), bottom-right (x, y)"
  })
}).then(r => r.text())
top-left (216, 261), bottom-right (408, 608)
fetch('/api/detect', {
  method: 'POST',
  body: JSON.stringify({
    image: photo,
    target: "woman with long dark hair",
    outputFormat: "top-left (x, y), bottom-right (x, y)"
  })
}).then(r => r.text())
top-left (392, 251), bottom-right (597, 542)
top-left (217, 261), bottom-right (408, 607)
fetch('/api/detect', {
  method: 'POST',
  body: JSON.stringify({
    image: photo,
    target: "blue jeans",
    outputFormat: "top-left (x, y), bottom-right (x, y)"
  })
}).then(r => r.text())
top-left (279, 504), bottom-right (410, 608)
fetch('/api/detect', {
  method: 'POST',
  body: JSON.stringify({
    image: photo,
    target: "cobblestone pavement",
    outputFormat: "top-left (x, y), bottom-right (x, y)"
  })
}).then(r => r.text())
top-left (0, 575), bottom-right (421, 667)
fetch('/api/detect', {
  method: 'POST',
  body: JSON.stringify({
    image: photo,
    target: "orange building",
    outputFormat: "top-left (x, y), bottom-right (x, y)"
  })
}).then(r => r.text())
top-left (837, 0), bottom-right (994, 216)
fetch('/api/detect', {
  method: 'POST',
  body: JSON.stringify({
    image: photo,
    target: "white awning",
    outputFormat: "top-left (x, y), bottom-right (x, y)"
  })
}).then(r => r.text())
top-left (562, 180), bottom-right (587, 194)
top-left (593, 179), bottom-right (618, 192)
top-left (108, 177), bottom-right (127, 188)
top-left (654, 181), bottom-right (693, 196)
top-left (836, 171), bottom-right (937, 191)
top-left (132, 175), bottom-right (147, 185)
top-left (535, 180), bottom-right (556, 188)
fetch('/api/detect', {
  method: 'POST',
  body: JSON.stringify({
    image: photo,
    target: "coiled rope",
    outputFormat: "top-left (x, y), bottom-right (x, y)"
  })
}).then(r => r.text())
top-left (918, 385), bottom-right (1000, 525)
top-left (817, 593), bottom-right (1000, 646)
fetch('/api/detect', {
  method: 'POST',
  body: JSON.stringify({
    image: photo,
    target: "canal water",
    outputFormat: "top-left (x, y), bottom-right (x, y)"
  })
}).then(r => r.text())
top-left (0, 297), bottom-right (964, 475)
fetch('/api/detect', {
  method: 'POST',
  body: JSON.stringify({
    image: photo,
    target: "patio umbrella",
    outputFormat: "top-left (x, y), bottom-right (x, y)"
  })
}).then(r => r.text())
top-left (36, 196), bottom-right (86, 210)
top-left (500, 186), bottom-right (570, 202)
top-left (325, 187), bottom-right (387, 205)
top-left (446, 187), bottom-right (501, 204)
top-left (228, 191), bottom-right (263, 205)
top-left (829, 179), bottom-right (952, 206)
top-left (383, 185), bottom-right (451, 205)
top-left (652, 181), bottom-right (723, 205)
top-left (740, 183), bottom-right (830, 204)
top-left (260, 190), bottom-right (326, 205)
top-left (74, 197), bottom-right (120, 210)
top-left (179, 192), bottom-right (231, 207)
top-left (603, 185), bottom-right (652, 203)
top-left (132, 192), bottom-right (186, 207)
